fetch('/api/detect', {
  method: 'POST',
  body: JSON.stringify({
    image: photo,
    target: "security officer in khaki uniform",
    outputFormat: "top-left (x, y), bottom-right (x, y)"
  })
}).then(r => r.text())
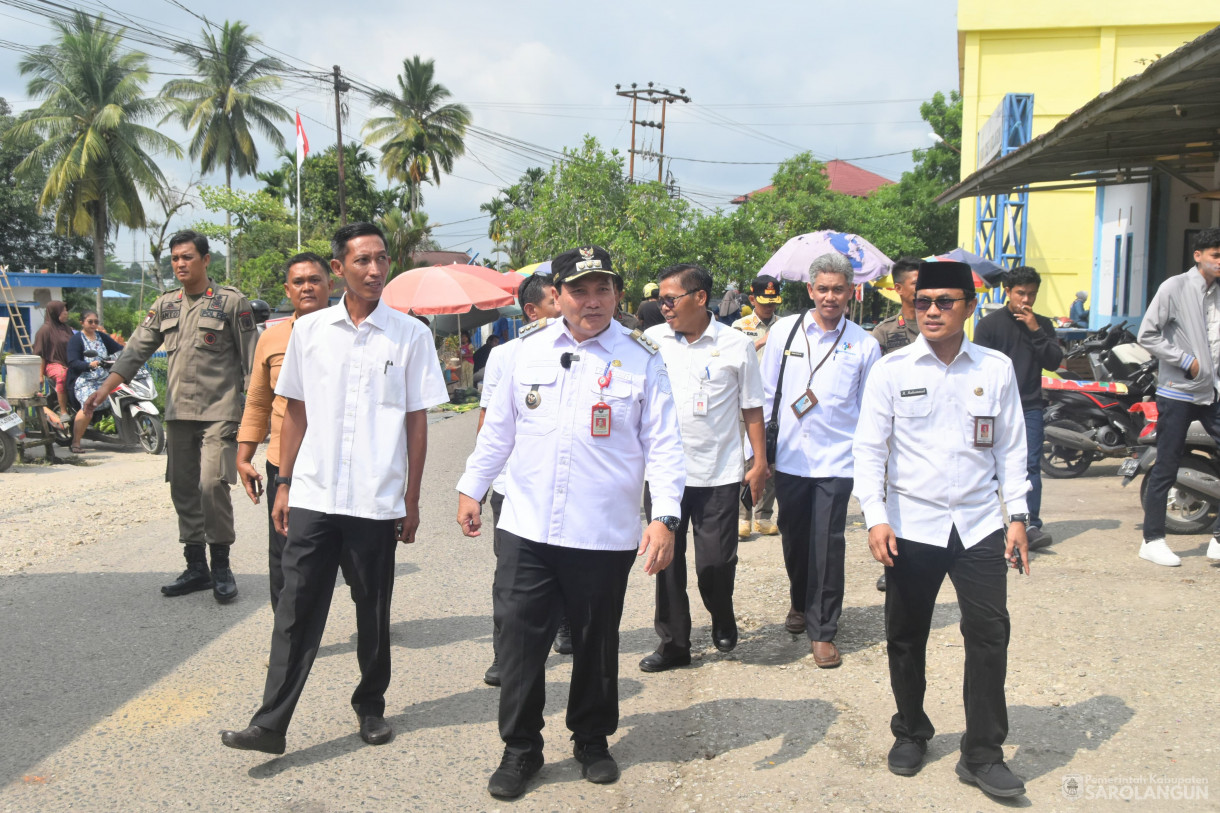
top-left (872, 257), bottom-right (921, 355)
top-left (731, 275), bottom-right (782, 537)
top-left (869, 257), bottom-right (921, 593)
top-left (86, 231), bottom-right (257, 602)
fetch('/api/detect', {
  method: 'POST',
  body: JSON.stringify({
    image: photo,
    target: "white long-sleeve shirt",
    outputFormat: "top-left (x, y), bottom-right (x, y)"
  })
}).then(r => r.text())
top-left (852, 335), bottom-right (1031, 549)
top-left (760, 312), bottom-right (880, 478)
top-left (457, 319), bottom-right (686, 551)
top-left (479, 339), bottom-right (520, 496)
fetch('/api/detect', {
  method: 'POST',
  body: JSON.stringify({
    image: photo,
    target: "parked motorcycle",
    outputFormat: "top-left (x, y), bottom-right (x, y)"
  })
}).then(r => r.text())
top-left (0, 395), bottom-right (24, 473)
top-left (67, 352), bottom-right (165, 455)
top-left (1041, 323), bottom-right (1155, 478)
top-left (1119, 413), bottom-right (1220, 534)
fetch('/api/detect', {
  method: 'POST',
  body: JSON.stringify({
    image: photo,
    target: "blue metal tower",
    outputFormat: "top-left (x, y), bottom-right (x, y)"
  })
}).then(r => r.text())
top-left (974, 93), bottom-right (1034, 271)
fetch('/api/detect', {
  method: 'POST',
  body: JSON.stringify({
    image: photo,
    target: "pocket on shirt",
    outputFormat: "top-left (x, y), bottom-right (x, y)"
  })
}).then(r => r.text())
top-left (894, 398), bottom-right (932, 418)
top-left (195, 320), bottom-right (228, 352)
top-left (965, 397), bottom-right (1000, 444)
top-left (378, 364), bottom-right (406, 407)
top-left (517, 366), bottom-right (559, 435)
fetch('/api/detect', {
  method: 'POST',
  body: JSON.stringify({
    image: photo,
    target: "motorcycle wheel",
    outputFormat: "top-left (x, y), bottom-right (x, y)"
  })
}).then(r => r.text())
top-left (1040, 418), bottom-right (1095, 478)
top-left (134, 413), bottom-right (165, 455)
top-left (0, 432), bottom-right (16, 473)
top-left (1141, 455), bottom-right (1218, 535)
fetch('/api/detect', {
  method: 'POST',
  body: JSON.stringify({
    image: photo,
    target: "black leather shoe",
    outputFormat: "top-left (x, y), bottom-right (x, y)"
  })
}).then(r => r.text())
top-left (553, 617), bottom-right (573, 655)
top-left (955, 758), bottom-right (1026, 798)
top-left (484, 655), bottom-right (501, 687)
top-left (876, 571), bottom-right (887, 592)
top-left (574, 741), bottom-right (620, 784)
top-left (639, 650), bottom-right (691, 673)
top-left (1026, 526), bottom-right (1053, 551)
top-left (712, 618), bottom-right (738, 652)
top-left (211, 566), bottom-right (238, 603)
top-left (358, 715), bottom-right (393, 745)
top-left (220, 724), bottom-right (285, 754)
top-left (887, 737), bottom-right (927, 776)
top-left (487, 750), bottom-right (544, 798)
top-left (162, 565), bottom-right (212, 597)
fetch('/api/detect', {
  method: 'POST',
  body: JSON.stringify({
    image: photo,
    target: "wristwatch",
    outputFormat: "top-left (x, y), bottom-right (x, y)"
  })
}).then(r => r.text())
top-left (655, 515), bottom-right (681, 532)
top-left (1008, 513), bottom-right (1029, 525)
top-left (274, 475), bottom-right (292, 487)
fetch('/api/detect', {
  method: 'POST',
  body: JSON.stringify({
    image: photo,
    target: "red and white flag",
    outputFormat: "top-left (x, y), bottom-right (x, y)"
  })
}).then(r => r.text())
top-left (295, 111), bottom-right (309, 167)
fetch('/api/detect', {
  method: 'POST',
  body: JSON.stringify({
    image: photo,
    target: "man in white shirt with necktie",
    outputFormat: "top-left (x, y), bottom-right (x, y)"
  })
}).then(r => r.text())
top-left (853, 260), bottom-right (1030, 798)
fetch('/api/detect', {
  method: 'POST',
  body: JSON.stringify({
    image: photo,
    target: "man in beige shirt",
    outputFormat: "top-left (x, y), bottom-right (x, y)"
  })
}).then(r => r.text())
top-left (236, 252), bottom-right (333, 610)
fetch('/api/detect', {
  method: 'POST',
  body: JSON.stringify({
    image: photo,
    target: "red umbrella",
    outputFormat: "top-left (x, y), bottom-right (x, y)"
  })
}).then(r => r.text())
top-left (442, 263), bottom-right (525, 294)
top-left (382, 265), bottom-right (515, 315)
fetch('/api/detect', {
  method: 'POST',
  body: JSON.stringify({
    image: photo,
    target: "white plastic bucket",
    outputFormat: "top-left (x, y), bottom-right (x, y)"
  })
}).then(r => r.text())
top-left (4, 354), bottom-right (42, 398)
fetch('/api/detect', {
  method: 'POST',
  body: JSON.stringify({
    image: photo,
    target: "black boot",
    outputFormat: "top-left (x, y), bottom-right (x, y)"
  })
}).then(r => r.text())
top-left (209, 544), bottom-right (238, 603)
top-left (162, 545), bottom-right (212, 596)
top-left (553, 616), bottom-right (573, 655)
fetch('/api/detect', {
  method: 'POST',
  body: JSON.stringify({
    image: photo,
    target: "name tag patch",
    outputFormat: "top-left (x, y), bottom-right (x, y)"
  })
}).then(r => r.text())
top-left (900, 388), bottom-right (928, 398)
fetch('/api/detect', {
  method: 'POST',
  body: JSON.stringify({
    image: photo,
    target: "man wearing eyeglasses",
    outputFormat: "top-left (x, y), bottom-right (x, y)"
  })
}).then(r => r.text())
top-left (973, 265), bottom-right (1063, 552)
top-left (853, 260), bottom-right (1030, 798)
top-left (638, 263), bottom-right (769, 672)
top-left (760, 252), bottom-right (880, 669)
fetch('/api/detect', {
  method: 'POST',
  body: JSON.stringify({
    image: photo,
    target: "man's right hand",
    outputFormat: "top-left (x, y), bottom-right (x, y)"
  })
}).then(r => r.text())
top-left (457, 493), bottom-right (482, 537)
top-left (868, 523), bottom-right (899, 567)
top-left (237, 461), bottom-right (263, 504)
top-left (1190, 358), bottom-right (1201, 379)
top-left (272, 485), bottom-right (291, 536)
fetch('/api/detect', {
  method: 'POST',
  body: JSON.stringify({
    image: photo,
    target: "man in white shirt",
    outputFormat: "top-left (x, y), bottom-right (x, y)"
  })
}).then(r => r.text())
top-left (853, 260), bottom-right (1030, 798)
top-left (640, 263), bottom-right (768, 671)
top-left (220, 223), bottom-right (448, 756)
top-left (760, 252), bottom-right (880, 669)
top-left (476, 271), bottom-right (564, 686)
top-left (456, 245), bottom-right (685, 800)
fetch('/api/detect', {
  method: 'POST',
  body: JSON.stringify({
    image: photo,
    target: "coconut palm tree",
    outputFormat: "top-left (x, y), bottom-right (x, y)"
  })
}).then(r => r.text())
top-left (379, 207), bottom-right (434, 276)
top-left (13, 12), bottom-right (180, 282)
top-left (364, 56), bottom-right (471, 211)
top-left (161, 21), bottom-right (291, 280)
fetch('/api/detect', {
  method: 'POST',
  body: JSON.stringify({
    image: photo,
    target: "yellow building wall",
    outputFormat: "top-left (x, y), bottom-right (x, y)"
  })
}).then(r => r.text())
top-left (955, 1), bottom-right (1217, 319)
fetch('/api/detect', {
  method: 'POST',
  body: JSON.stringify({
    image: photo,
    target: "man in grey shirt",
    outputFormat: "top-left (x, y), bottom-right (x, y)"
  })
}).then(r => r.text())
top-left (1136, 227), bottom-right (1220, 567)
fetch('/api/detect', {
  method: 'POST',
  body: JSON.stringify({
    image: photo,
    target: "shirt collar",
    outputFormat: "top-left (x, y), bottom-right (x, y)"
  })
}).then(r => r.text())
top-left (909, 333), bottom-right (981, 367)
top-left (327, 294), bottom-right (390, 330)
top-left (557, 318), bottom-right (620, 353)
top-left (804, 312), bottom-right (846, 337)
top-left (662, 312), bottom-right (720, 346)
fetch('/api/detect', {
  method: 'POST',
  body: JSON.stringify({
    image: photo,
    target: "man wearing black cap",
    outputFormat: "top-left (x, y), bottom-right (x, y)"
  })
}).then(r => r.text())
top-left (853, 260), bottom-right (1031, 799)
top-left (457, 245), bottom-right (685, 800)
top-left (733, 275), bottom-right (783, 537)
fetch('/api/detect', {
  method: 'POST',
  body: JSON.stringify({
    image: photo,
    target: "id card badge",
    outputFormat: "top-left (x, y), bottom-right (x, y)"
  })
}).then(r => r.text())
top-left (591, 402), bottom-right (612, 437)
top-left (693, 390), bottom-right (709, 416)
top-left (791, 388), bottom-right (818, 418)
top-left (973, 416), bottom-right (995, 447)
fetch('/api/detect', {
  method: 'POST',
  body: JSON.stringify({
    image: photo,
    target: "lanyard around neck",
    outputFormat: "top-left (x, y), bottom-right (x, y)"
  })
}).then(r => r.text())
top-left (801, 314), bottom-right (846, 389)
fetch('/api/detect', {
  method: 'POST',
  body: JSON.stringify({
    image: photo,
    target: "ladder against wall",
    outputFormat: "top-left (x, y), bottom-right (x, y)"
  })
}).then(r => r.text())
top-left (0, 264), bottom-right (34, 353)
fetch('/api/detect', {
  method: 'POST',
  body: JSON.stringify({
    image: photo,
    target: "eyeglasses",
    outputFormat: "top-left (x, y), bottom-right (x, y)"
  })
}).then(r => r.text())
top-left (659, 290), bottom-right (697, 309)
top-left (83, 319), bottom-right (99, 325)
top-left (913, 296), bottom-right (969, 312)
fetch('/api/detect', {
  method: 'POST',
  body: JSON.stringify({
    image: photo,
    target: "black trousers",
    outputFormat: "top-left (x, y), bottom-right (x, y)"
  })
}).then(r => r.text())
top-left (1142, 396), bottom-right (1220, 539)
top-left (490, 490), bottom-right (505, 653)
top-left (252, 507), bottom-right (397, 734)
top-left (652, 483), bottom-right (740, 657)
top-left (886, 528), bottom-right (1010, 764)
top-left (494, 530), bottom-right (635, 757)
top-left (774, 473), bottom-right (852, 642)
top-left (265, 461), bottom-right (287, 612)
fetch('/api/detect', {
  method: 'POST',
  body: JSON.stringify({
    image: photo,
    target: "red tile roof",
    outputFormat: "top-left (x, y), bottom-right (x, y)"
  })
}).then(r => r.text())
top-left (731, 159), bottom-right (894, 204)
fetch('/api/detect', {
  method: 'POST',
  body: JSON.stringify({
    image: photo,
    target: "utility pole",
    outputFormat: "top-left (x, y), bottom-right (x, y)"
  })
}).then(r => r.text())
top-left (333, 65), bottom-right (351, 226)
top-left (615, 83), bottom-right (691, 183)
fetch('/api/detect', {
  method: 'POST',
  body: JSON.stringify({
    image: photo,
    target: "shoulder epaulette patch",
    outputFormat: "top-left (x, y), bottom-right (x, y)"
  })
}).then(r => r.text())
top-left (630, 328), bottom-right (659, 355)
top-left (519, 318), bottom-right (550, 338)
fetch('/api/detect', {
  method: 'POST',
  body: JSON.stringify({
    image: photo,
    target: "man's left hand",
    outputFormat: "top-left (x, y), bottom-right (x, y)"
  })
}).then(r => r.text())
top-left (744, 460), bottom-right (769, 506)
top-left (638, 521), bottom-right (675, 575)
top-left (1005, 522), bottom-right (1030, 575)
top-left (1014, 305), bottom-right (1039, 331)
top-left (396, 500), bottom-right (420, 544)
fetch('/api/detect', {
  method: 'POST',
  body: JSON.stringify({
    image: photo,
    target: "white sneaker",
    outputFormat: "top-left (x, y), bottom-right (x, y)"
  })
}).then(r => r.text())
top-left (1139, 539), bottom-right (1181, 567)
top-left (1207, 538), bottom-right (1220, 560)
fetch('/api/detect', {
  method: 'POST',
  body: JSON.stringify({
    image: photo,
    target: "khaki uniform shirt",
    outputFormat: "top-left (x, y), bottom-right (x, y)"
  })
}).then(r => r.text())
top-left (871, 312), bottom-right (920, 356)
top-left (731, 311), bottom-right (777, 362)
top-left (236, 316), bottom-right (295, 466)
top-left (112, 280), bottom-right (257, 421)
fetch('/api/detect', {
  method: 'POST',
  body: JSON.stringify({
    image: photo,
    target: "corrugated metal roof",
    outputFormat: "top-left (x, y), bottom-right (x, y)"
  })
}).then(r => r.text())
top-left (939, 25), bottom-right (1220, 203)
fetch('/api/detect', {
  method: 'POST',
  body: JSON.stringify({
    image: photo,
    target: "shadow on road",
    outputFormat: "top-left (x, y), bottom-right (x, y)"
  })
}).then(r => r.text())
top-left (316, 612), bottom-right (490, 660)
top-left (0, 570), bottom-right (266, 785)
top-left (1043, 518), bottom-right (1121, 545)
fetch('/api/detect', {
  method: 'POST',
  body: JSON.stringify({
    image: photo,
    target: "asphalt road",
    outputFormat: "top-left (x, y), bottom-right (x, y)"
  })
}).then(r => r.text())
top-left (1, 410), bottom-right (1217, 811)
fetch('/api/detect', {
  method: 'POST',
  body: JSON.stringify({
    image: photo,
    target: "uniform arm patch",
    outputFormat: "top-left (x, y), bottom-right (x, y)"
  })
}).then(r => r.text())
top-left (239, 311), bottom-right (255, 332)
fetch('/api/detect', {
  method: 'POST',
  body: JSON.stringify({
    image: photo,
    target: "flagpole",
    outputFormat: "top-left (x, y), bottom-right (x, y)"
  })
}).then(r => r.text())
top-left (296, 158), bottom-right (301, 250)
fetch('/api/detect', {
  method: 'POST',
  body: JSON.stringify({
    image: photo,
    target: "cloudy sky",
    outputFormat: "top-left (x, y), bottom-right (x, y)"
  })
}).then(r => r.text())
top-left (0, 0), bottom-right (960, 264)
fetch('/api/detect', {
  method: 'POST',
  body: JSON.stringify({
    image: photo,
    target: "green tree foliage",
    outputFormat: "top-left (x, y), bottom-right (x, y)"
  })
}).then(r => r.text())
top-left (364, 56), bottom-right (471, 211)
top-left (380, 207), bottom-right (434, 276)
top-left (884, 90), bottom-right (963, 256)
top-left (258, 145), bottom-right (397, 231)
top-left (13, 12), bottom-right (180, 279)
top-left (0, 98), bottom-right (91, 273)
top-left (161, 20), bottom-right (291, 280)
